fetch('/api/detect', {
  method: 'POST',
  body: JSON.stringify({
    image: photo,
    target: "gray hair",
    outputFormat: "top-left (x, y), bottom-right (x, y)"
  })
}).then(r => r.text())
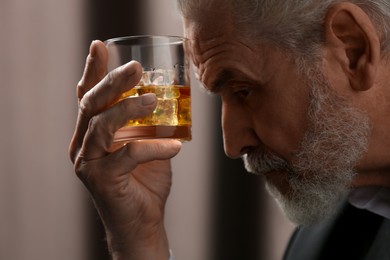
top-left (177, 0), bottom-right (390, 59)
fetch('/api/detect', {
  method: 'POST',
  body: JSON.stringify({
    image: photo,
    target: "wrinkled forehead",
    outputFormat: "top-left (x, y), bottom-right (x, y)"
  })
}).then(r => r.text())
top-left (182, 6), bottom-right (239, 60)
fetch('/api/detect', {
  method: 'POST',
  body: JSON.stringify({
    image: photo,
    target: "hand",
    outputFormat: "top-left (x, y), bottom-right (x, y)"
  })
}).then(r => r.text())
top-left (69, 40), bottom-right (181, 260)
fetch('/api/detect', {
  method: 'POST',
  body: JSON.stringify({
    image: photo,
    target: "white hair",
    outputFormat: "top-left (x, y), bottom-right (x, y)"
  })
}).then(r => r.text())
top-left (177, 0), bottom-right (390, 58)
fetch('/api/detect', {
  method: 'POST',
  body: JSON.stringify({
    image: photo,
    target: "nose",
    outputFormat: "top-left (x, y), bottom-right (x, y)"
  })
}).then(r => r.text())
top-left (221, 101), bottom-right (260, 159)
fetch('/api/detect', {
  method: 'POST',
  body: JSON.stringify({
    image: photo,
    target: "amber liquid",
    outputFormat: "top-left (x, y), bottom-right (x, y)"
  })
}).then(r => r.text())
top-left (113, 85), bottom-right (191, 142)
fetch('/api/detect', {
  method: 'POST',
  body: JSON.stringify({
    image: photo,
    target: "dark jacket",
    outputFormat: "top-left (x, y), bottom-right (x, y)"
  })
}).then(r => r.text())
top-left (283, 203), bottom-right (390, 260)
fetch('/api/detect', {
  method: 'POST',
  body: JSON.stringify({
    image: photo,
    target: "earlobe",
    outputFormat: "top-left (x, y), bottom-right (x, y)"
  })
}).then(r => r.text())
top-left (324, 3), bottom-right (380, 91)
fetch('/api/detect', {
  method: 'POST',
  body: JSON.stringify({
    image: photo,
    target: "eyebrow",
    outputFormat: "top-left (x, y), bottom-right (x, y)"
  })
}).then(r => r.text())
top-left (208, 69), bottom-right (235, 93)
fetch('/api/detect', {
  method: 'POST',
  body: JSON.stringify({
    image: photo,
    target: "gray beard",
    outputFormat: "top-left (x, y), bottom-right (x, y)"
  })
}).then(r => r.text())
top-left (243, 69), bottom-right (370, 226)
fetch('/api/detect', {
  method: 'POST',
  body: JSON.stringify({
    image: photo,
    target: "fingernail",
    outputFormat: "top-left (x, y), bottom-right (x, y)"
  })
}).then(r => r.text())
top-left (141, 93), bottom-right (156, 106)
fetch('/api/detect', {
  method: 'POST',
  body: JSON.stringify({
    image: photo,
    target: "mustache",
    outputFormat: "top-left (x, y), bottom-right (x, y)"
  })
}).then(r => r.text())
top-left (243, 148), bottom-right (293, 175)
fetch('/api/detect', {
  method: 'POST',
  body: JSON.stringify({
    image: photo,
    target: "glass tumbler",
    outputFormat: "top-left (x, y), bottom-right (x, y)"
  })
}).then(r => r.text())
top-left (105, 35), bottom-right (192, 143)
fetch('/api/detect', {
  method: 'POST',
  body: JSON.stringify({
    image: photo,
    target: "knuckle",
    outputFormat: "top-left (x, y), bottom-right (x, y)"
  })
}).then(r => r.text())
top-left (79, 90), bottom-right (97, 118)
top-left (74, 156), bottom-right (95, 189)
top-left (78, 100), bottom-right (89, 118)
top-left (74, 156), bottom-right (108, 196)
top-left (88, 114), bottom-right (115, 142)
top-left (74, 155), bottom-right (90, 183)
top-left (88, 115), bottom-right (104, 134)
top-left (105, 70), bottom-right (117, 88)
top-left (76, 79), bottom-right (85, 99)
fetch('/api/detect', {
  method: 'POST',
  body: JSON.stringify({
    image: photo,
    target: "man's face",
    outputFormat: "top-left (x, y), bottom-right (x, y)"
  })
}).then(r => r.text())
top-left (184, 7), bottom-right (370, 225)
top-left (243, 68), bottom-right (370, 225)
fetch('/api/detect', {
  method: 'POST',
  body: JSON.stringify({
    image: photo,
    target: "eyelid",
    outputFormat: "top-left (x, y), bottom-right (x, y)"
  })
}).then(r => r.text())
top-left (232, 83), bottom-right (253, 95)
top-left (233, 84), bottom-right (251, 90)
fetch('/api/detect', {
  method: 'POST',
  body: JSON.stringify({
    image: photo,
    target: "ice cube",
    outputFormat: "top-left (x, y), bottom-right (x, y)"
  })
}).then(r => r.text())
top-left (153, 86), bottom-right (180, 99)
top-left (151, 99), bottom-right (178, 125)
top-left (139, 71), bottom-right (151, 86)
top-left (142, 69), bottom-right (176, 86)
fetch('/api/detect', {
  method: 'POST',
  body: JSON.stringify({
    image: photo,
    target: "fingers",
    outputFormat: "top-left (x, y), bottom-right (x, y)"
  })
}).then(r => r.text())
top-left (122, 139), bottom-right (182, 164)
top-left (75, 61), bottom-right (146, 160)
top-left (69, 39), bottom-right (143, 163)
top-left (76, 140), bottom-right (182, 185)
top-left (80, 94), bottom-right (157, 160)
top-left (79, 60), bottom-right (143, 119)
top-left (70, 40), bottom-right (107, 162)
top-left (108, 140), bottom-right (181, 176)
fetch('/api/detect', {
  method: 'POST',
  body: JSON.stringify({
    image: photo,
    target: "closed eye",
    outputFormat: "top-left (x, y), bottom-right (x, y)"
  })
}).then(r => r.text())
top-left (234, 86), bottom-right (252, 98)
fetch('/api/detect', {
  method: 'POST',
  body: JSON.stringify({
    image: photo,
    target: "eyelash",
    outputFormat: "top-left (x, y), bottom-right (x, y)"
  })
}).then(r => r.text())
top-left (234, 86), bottom-right (252, 98)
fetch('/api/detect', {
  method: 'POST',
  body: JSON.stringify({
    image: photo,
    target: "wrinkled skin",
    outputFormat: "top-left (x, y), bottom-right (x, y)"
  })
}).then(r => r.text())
top-left (69, 40), bottom-right (180, 259)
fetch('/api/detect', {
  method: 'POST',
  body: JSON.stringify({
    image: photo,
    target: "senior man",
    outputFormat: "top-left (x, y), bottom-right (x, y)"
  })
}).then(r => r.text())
top-left (69, 0), bottom-right (390, 259)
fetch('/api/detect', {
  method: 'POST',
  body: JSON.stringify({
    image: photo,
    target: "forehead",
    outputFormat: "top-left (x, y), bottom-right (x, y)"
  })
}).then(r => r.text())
top-left (183, 8), bottom-right (272, 92)
top-left (185, 9), bottom-right (240, 66)
top-left (183, 2), bottom-right (236, 41)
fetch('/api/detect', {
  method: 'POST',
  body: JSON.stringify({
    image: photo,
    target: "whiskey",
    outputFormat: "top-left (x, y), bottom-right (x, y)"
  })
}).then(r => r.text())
top-left (114, 85), bottom-right (192, 142)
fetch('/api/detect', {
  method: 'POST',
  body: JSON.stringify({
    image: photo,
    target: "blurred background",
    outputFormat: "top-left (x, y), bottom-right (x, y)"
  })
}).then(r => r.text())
top-left (0, 0), bottom-right (294, 259)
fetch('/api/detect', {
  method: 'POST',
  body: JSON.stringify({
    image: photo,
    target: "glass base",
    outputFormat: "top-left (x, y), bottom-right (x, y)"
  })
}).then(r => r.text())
top-left (113, 125), bottom-right (192, 143)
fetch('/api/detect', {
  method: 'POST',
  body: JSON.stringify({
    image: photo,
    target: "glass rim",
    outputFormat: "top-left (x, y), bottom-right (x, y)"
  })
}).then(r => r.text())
top-left (104, 35), bottom-right (187, 46)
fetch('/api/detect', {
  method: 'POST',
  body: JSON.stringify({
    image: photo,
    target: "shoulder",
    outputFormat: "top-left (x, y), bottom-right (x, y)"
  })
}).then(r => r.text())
top-left (283, 203), bottom-right (389, 260)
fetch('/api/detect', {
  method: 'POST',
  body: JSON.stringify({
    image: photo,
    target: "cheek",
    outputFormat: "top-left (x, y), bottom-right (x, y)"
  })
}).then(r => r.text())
top-left (249, 92), bottom-right (310, 160)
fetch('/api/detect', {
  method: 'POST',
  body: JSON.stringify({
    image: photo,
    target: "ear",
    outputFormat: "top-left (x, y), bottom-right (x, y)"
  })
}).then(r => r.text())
top-left (324, 3), bottom-right (380, 91)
